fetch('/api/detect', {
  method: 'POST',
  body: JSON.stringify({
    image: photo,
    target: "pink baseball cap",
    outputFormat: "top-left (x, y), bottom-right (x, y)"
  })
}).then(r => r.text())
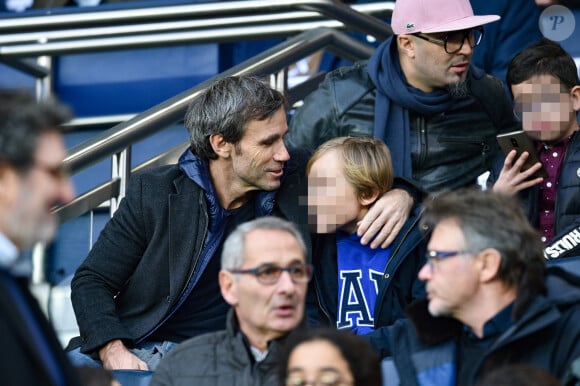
top-left (391, 0), bottom-right (500, 35)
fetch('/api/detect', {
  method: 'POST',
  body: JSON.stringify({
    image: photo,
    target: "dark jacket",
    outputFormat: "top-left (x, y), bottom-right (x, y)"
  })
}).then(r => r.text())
top-left (150, 308), bottom-right (294, 386)
top-left (308, 210), bottom-right (426, 329)
top-left (288, 61), bottom-right (518, 192)
top-left (0, 270), bottom-right (81, 386)
top-left (365, 267), bottom-right (580, 385)
top-left (69, 148), bottom-right (310, 356)
top-left (536, 132), bottom-right (580, 259)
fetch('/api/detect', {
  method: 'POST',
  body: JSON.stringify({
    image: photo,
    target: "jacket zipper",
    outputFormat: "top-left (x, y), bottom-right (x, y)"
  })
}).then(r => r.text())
top-left (419, 116), bottom-right (427, 165)
top-left (381, 214), bottom-right (423, 278)
top-left (172, 194), bottom-right (209, 304)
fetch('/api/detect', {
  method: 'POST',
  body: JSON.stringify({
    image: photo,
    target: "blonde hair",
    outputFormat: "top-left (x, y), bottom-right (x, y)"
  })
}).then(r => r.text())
top-left (306, 137), bottom-right (394, 201)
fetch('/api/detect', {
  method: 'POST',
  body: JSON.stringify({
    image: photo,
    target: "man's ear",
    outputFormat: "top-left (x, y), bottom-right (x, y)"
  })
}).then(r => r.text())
top-left (477, 248), bottom-right (502, 283)
top-left (570, 85), bottom-right (580, 112)
top-left (359, 189), bottom-right (381, 207)
top-left (397, 34), bottom-right (416, 59)
top-left (0, 163), bottom-right (17, 196)
top-left (219, 270), bottom-right (238, 307)
top-left (209, 134), bottom-right (233, 159)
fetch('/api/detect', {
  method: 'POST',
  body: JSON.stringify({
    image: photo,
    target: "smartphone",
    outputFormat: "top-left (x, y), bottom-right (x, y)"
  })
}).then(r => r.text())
top-left (496, 130), bottom-right (548, 179)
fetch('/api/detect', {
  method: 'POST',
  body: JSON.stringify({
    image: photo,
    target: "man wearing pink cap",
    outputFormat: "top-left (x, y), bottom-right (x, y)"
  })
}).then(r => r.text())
top-left (288, 0), bottom-right (520, 194)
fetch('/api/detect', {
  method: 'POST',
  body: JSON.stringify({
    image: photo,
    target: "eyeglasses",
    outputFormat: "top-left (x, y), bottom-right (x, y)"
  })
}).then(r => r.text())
top-left (425, 250), bottom-right (474, 269)
top-left (512, 91), bottom-right (571, 122)
top-left (229, 263), bottom-right (313, 285)
top-left (414, 27), bottom-right (484, 54)
top-left (285, 373), bottom-right (352, 386)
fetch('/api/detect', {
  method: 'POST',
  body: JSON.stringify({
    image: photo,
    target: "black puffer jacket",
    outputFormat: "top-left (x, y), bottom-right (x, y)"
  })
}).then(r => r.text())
top-left (288, 61), bottom-right (519, 192)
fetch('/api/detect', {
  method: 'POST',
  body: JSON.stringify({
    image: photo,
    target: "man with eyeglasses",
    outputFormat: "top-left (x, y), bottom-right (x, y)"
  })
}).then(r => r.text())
top-left (288, 0), bottom-right (519, 195)
top-left (364, 188), bottom-right (580, 385)
top-left (0, 89), bottom-right (80, 385)
top-left (151, 216), bottom-right (311, 386)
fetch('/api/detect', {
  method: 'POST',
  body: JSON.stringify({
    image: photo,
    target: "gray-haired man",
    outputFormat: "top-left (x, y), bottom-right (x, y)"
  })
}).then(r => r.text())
top-left (152, 216), bottom-right (311, 386)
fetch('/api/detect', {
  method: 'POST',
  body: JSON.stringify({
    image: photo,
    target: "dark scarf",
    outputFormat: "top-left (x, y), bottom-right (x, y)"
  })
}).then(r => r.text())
top-left (367, 36), bottom-right (482, 177)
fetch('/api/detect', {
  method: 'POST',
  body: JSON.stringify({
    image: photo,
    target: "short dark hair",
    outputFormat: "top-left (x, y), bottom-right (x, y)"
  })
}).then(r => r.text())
top-left (278, 328), bottom-right (382, 386)
top-left (0, 89), bottom-right (71, 173)
top-left (507, 38), bottom-right (580, 93)
top-left (185, 75), bottom-right (287, 161)
top-left (420, 188), bottom-right (546, 320)
top-left (476, 364), bottom-right (560, 386)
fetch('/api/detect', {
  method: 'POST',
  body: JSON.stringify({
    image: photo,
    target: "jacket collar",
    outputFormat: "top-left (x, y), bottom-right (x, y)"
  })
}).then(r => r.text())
top-left (177, 149), bottom-right (277, 232)
top-left (407, 269), bottom-right (580, 346)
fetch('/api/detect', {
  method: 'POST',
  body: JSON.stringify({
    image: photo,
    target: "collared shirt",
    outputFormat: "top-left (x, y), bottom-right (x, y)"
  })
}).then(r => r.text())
top-left (457, 303), bottom-right (514, 385)
top-left (0, 232), bottom-right (18, 269)
top-left (250, 346), bottom-right (269, 363)
top-left (537, 137), bottom-right (570, 243)
top-left (0, 231), bottom-right (30, 277)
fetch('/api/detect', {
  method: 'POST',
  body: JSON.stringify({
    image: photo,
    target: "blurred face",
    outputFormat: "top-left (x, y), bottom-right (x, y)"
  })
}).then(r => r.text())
top-left (511, 74), bottom-right (580, 143)
top-left (220, 228), bottom-right (307, 350)
top-left (307, 150), bottom-right (364, 234)
top-left (405, 28), bottom-right (475, 94)
top-left (231, 108), bottom-right (290, 193)
top-left (418, 219), bottom-right (481, 319)
top-left (285, 340), bottom-right (354, 386)
top-left (0, 130), bottom-right (74, 250)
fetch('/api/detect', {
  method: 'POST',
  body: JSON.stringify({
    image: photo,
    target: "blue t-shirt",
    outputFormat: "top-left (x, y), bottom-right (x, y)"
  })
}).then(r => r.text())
top-left (336, 232), bottom-right (392, 334)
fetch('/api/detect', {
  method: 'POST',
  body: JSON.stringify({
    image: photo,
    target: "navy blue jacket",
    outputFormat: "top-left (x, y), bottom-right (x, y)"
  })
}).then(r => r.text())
top-left (366, 268), bottom-right (580, 385)
top-left (0, 270), bottom-right (81, 386)
top-left (307, 208), bottom-right (426, 330)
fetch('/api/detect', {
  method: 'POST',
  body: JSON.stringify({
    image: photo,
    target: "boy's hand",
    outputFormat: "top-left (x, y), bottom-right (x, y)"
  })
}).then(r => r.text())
top-left (493, 149), bottom-right (544, 195)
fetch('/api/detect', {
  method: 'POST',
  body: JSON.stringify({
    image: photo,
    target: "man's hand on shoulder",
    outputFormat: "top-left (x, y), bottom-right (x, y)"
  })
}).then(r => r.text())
top-left (357, 189), bottom-right (413, 249)
top-left (99, 339), bottom-right (149, 370)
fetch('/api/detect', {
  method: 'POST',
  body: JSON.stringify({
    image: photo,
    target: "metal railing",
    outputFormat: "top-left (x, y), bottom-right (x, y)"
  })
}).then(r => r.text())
top-left (0, 1), bottom-right (393, 70)
top-left (55, 26), bottom-right (377, 221)
top-left (0, 0), bottom-right (393, 35)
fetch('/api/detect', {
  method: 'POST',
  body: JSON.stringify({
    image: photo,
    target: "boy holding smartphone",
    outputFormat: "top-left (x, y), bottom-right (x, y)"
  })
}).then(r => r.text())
top-left (491, 38), bottom-right (580, 259)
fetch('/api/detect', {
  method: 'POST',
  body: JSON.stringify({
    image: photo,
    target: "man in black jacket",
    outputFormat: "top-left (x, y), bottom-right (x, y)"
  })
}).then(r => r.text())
top-left (365, 188), bottom-right (580, 385)
top-left (289, 0), bottom-right (519, 194)
top-left (0, 89), bottom-right (80, 385)
top-left (151, 216), bottom-right (310, 386)
top-left (68, 76), bottom-right (311, 370)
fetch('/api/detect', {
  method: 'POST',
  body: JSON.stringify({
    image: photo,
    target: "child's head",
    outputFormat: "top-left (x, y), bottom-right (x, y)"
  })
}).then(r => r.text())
top-left (306, 136), bottom-right (393, 234)
top-left (278, 328), bottom-right (382, 386)
top-left (507, 38), bottom-right (580, 143)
